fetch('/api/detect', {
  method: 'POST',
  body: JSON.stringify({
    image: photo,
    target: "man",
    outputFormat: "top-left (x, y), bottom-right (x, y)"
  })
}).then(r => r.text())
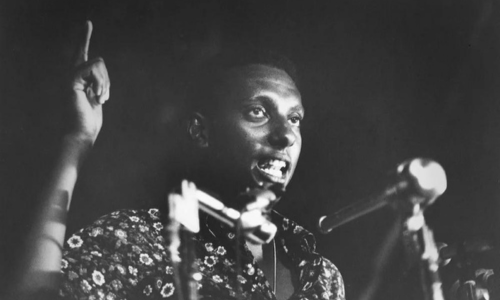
top-left (18, 21), bottom-right (345, 300)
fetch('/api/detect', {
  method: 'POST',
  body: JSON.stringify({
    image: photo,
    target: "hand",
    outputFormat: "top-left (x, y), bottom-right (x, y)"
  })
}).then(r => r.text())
top-left (67, 20), bottom-right (110, 144)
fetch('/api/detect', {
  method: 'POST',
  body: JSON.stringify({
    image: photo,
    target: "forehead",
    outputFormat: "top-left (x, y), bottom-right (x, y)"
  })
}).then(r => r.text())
top-left (216, 64), bottom-right (302, 107)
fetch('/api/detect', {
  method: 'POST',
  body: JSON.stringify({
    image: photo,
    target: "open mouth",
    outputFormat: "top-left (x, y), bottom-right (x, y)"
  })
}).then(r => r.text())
top-left (255, 158), bottom-right (289, 184)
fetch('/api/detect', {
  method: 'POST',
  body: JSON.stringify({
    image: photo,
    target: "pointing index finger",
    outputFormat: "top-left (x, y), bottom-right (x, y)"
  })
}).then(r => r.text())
top-left (74, 20), bottom-right (93, 66)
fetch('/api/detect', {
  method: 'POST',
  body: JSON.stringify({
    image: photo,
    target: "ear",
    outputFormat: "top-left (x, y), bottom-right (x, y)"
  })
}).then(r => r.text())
top-left (187, 113), bottom-right (210, 148)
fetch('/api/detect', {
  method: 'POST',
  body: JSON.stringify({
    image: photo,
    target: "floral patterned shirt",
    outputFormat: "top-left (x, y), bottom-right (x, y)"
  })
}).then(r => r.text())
top-left (60, 208), bottom-right (345, 300)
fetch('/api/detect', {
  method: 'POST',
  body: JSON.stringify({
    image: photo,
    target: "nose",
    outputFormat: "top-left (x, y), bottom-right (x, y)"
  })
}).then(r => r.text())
top-left (268, 119), bottom-right (297, 149)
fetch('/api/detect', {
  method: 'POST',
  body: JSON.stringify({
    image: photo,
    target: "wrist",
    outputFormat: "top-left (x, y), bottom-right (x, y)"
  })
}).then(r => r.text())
top-left (60, 134), bottom-right (94, 167)
top-left (62, 132), bottom-right (95, 146)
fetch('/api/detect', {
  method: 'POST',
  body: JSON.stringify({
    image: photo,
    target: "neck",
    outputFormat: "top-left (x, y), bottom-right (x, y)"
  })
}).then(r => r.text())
top-left (246, 241), bottom-right (264, 262)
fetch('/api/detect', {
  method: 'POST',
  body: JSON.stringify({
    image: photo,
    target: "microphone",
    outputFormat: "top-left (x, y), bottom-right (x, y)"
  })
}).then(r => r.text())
top-left (196, 189), bottom-right (278, 244)
top-left (318, 158), bottom-right (447, 234)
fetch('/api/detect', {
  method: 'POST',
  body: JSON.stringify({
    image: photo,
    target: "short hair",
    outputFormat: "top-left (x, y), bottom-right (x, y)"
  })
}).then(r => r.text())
top-left (184, 45), bottom-right (299, 117)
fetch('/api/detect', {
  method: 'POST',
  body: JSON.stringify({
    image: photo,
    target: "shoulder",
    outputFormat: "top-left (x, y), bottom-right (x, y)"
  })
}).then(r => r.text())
top-left (60, 208), bottom-right (171, 299)
top-left (272, 211), bottom-right (317, 251)
top-left (63, 208), bottom-right (167, 252)
top-left (273, 211), bottom-right (346, 300)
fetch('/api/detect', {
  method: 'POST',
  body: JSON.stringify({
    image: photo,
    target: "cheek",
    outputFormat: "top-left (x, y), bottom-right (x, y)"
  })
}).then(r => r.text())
top-left (290, 136), bottom-right (302, 167)
top-left (213, 119), bottom-right (265, 157)
top-left (229, 127), bottom-right (266, 156)
top-left (225, 117), bottom-right (266, 147)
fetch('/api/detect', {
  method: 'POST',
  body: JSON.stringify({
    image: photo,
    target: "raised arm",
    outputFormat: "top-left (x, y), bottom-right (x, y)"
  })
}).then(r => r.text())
top-left (14, 20), bottom-right (110, 299)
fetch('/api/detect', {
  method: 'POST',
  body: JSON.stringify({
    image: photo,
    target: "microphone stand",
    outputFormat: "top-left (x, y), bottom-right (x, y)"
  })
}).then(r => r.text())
top-left (358, 202), bottom-right (445, 300)
top-left (319, 158), bottom-right (448, 300)
top-left (167, 185), bottom-right (201, 300)
top-left (401, 203), bottom-right (444, 300)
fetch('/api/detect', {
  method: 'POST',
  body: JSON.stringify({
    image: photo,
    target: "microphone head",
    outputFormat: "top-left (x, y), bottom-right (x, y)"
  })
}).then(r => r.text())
top-left (398, 158), bottom-right (447, 205)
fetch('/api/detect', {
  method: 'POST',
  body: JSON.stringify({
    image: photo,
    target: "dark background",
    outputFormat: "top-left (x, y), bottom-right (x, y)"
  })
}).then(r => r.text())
top-left (1, 0), bottom-right (500, 299)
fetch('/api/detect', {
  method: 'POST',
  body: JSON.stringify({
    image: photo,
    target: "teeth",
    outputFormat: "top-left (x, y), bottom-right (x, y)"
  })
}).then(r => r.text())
top-left (269, 160), bottom-right (286, 168)
top-left (258, 159), bottom-right (287, 178)
top-left (260, 167), bottom-right (283, 178)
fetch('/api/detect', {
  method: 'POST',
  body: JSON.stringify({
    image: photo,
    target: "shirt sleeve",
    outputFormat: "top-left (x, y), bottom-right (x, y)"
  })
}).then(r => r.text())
top-left (320, 258), bottom-right (346, 300)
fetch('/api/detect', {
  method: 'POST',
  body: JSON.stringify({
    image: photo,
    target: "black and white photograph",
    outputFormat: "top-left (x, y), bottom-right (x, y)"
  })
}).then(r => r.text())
top-left (1, 1), bottom-right (500, 299)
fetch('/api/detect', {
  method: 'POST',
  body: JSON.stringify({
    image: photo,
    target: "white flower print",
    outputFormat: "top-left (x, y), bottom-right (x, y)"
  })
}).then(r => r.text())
top-left (67, 235), bottom-right (83, 248)
top-left (105, 292), bottom-right (116, 300)
top-left (153, 253), bottom-right (162, 261)
top-left (216, 246), bottom-right (226, 255)
top-left (223, 259), bottom-right (232, 267)
top-left (165, 266), bottom-right (173, 275)
top-left (148, 208), bottom-right (160, 219)
top-left (129, 278), bottom-right (138, 286)
top-left (245, 264), bottom-right (255, 276)
top-left (61, 259), bottom-right (68, 269)
top-left (132, 245), bottom-right (142, 254)
top-left (91, 251), bottom-right (102, 257)
top-left (92, 270), bottom-right (105, 286)
top-left (80, 279), bottom-right (92, 293)
top-left (237, 275), bottom-right (247, 284)
top-left (143, 285), bottom-right (152, 296)
top-left (68, 271), bottom-right (78, 280)
top-left (257, 269), bottom-right (264, 277)
top-left (161, 282), bottom-right (175, 298)
top-left (91, 227), bottom-right (103, 237)
top-left (283, 218), bottom-right (290, 230)
top-left (111, 279), bottom-right (123, 291)
top-left (204, 243), bottom-right (214, 252)
top-left (204, 256), bottom-right (216, 267)
top-left (293, 226), bottom-right (302, 234)
top-left (116, 264), bottom-right (126, 275)
top-left (114, 229), bottom-right (127, 239)
top-left (129, 216), bottom-right (140, 222)
top-left (153, 222), bottom-right (164, 231)
top-left (322, 291), bottom-right (331, 299)
top-left (140, 253), bottom-right (154, 265)
top-left (212, 275), bottom-right (223, 283)
top-left (128, 266), bottom-right (138, 276)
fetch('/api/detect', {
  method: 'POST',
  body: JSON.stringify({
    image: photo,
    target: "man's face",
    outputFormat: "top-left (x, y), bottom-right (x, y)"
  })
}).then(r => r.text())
top-left (205, 64), bottom-right (303, 193)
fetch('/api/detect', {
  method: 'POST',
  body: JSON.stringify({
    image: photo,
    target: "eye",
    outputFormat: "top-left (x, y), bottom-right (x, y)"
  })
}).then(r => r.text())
top-left (246, 106), bottom-right (267, 120)
top-left (289, 115), bottom-right (302, 127)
